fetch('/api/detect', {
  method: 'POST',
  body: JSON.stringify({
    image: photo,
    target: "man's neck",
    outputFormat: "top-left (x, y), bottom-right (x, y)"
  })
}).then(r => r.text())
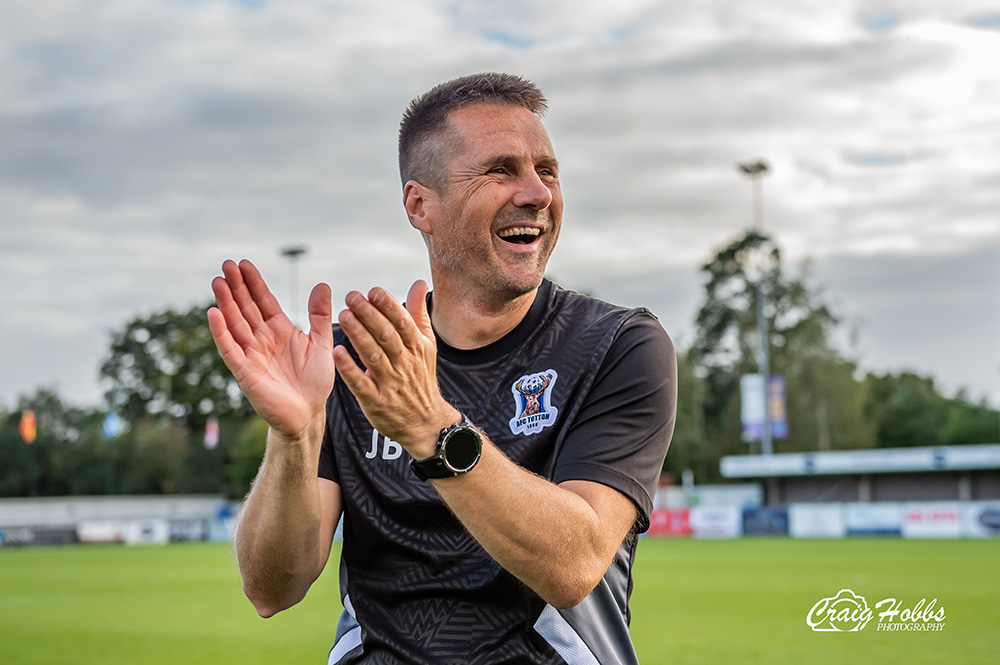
top-left (429, 281), bottom-right (540, 350)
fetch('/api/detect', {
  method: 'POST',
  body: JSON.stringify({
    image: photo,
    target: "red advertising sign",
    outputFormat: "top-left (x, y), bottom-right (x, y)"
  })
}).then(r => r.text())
top-left (648, 508), bottom-right (691, 537)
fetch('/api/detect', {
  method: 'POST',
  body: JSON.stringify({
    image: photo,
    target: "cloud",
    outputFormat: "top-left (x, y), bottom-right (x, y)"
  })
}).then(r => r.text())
top-left (1, 0), bottom-right (998, 407)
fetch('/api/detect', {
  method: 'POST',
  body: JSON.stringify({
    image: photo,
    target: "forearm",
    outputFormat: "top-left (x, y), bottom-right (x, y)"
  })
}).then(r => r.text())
top-left (234, 416), bottom-right (327, 617)
top-left (328, 285), bottom-right (639, 607)
top-left (430, 438), bottom-right (636, 609)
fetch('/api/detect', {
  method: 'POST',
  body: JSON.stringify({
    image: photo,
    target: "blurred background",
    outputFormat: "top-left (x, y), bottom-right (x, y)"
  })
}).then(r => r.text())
top-left (1, 1), bottom-right (999, 663)
top-left (2, 0), bottom-right (998, 494)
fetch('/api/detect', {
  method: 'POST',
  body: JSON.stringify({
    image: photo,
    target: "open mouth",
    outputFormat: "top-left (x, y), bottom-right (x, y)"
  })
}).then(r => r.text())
top-left (497, 226), bottom-right (541, 245)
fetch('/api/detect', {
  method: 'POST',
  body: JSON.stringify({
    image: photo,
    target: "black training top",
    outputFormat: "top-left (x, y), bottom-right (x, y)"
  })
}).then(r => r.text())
top-left (319, 279), bottom-right (676, 665)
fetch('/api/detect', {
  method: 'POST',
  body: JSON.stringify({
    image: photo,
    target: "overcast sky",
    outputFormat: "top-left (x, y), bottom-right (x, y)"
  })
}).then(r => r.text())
top-left (2, 0), bottom-right (998, 413)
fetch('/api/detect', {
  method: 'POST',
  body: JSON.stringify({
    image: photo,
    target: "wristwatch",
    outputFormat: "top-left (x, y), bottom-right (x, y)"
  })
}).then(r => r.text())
top-left (410, 414), bottom-right (483, 481)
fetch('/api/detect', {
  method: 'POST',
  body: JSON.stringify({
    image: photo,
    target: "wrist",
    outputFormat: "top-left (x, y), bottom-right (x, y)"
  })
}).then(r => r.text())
top-left (409, 403), bottom-right (462, 461)
top-left (267, 413), bottom-right (326, 454)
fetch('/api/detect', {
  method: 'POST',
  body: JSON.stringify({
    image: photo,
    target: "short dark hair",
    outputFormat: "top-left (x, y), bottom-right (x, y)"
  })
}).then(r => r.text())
top-left (398, 72), bottom-right (548, 190)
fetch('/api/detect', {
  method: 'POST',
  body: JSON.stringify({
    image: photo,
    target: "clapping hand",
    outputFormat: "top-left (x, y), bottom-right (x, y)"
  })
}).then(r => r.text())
top-left (332, 282), bottom-right (459, 459)
top-left (208, 259), bottom-right (334, 439)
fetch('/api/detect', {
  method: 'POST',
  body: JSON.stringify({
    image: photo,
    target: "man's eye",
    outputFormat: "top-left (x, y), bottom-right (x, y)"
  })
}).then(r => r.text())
top-left (488, 167), bottom-right (507, 175)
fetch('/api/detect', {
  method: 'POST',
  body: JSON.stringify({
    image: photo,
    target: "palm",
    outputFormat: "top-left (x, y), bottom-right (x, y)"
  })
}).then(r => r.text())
top-left (238, 317), bottom-right (333, 433)
top-left (209, 260), bottom-right (334, 437)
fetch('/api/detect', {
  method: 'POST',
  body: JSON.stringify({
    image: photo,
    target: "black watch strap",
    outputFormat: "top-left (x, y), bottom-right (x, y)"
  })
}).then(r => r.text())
top-left (411, 415), bottom-right (482, 481)
top-left (410, 455), bottom-right (451, 482)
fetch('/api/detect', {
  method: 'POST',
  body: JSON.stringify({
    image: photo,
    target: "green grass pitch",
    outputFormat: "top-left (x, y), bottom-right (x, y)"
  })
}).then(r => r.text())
top-left (1, 538), bottom-right (996, 664)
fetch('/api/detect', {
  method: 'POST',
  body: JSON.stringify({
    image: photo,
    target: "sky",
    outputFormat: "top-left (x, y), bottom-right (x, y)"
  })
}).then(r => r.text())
top-left (1, 0), bottom-right (998, 413)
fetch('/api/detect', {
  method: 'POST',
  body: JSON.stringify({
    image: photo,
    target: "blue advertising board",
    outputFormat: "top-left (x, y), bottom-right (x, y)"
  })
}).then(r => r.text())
top-left (742, 507), bottom-right (789, 536)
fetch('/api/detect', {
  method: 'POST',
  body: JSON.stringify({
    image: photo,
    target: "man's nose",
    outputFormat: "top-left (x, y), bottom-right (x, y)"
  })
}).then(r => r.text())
top-left (512, 170), bottom-right (553, 210)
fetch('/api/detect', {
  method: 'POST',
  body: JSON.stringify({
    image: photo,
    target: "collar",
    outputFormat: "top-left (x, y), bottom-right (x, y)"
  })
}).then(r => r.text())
top-left (433, 279), bottom-right (553, 365)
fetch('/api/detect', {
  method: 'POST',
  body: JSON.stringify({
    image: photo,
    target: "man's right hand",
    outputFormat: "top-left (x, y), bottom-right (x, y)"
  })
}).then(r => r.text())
top-left (207, 259), bottom-right (335, 439)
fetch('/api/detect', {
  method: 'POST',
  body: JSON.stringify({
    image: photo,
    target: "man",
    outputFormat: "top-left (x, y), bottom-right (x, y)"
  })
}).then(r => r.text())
top-left (209, 73), bottom-right (676, 664)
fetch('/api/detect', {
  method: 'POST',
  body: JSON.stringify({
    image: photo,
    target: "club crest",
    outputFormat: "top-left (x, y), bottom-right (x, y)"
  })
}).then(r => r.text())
top-left (509, 369), bottom-right (559, 436)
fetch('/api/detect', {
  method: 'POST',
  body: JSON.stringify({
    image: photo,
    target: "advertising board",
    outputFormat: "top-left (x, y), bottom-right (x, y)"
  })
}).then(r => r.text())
top-left (124, 519), bottom-right (170, 545)
top-left (78, 521), bottom-right (124, 543)
top-left (788, 503), bottom-right (845, 538)
top-left (647, 508), bottom-right (691, 537)
top-left (962, 502), bottom-right (1000, 538)
top-left (742, 507), bottom-right (789, 536)
top-left (690, 505), bottom-right (742, 539)
top-left (845, 502), bottom-right (902, 536)
top-left (901, 502), bottom-right (962, 538)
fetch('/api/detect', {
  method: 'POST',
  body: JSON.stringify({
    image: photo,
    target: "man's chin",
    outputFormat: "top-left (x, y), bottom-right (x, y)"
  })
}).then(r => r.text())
top-left (493, 271), bottom-right (546, 302)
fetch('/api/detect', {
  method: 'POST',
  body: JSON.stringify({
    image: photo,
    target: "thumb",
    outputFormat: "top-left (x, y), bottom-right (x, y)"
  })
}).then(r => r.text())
top-left (307, 282), bottom-right (333, 347)
top-left (405, 280), bottom-right (433, 338)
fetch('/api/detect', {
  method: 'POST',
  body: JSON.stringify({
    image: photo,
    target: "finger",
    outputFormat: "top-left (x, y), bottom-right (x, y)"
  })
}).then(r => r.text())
top-left (221, 260), bottom-right (265, 332)
top-left (212, 274), bottom-right (256, 349)
top-left (345, 291), bottom-right (406, 360)
top-left (368, 287), bottom-right (423, 349)
top-left (333, 345), bottom-right (378, 403)
top-left (338, 304), bottom-right (393, 377)
top-left (239, 259), bottom-right (287, 323)
top-left (405, 280), bottom-right (433, 341)
top-left (307, 282), bottom-right (334, 349)
top-left (207, 306), bottom-right (247, 372)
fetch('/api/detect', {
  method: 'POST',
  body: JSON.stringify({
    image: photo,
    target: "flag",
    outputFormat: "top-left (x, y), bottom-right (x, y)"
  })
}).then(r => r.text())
top-left (103, 412), bottom-right (123, 439)
top-left (767, 374), bottom-right (788, 440)
top-left (740, 374), bottom-right (765, 442)
top-left (204, 416), bottom-right (219, 450)
top-left (740, 374), bottom-right (789, 442)
top-left (19, 409), bottom-right (37, 444)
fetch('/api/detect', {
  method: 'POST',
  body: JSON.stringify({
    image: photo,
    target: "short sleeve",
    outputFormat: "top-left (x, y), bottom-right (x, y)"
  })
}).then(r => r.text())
top-left (317, 326), bottom-right (347, 484)
top-left (318, 416), bottom-right (339, 484)
top-left (551, 311), bottom-right (676, 532)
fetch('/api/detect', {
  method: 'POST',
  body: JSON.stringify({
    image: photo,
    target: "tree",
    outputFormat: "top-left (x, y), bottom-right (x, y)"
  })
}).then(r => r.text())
top-left (862, 372), bottom-right (948, 448)
top-left (0, 409), bottom-right (36, 496)
top-left (227, 416), bottom-right (269, 498)
top-left (941, 393), bottom-right (1000, 445)
top-left (100, 302), bottom-right (252, 432)
top-left (690, 230), bottom-right (873, 472)
top-left (662, 349), bottom-right (713, 482)
top-left (863, 373), bottom-right (999, 448)
top-left (0, 389), bottom-right (108, 497)
top-left (115, 418), bottom-right (190, 494)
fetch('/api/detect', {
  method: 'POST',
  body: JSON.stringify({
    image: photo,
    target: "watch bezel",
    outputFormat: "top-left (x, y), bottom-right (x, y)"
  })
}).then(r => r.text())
top-left (410, 415), bottom-right (482, 481)
top-left (440, 426), bottom-right (482, 474)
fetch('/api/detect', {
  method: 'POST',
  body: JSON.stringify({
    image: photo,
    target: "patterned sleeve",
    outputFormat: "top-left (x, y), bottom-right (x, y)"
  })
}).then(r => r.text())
top-left (317, 325), bottom-right (347, 484)
top-left (550, 310), bottom-right (677, 531)
top-left (317, 415), bottom-right (339, 483)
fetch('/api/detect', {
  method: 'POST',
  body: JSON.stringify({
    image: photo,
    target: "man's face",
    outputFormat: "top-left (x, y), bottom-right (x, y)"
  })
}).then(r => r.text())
top-left (423, 103), bottom-right (563, 307)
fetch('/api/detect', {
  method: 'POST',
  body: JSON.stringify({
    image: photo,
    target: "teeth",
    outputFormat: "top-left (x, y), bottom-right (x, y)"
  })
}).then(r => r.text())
top-left (498, 227), bottom-right (541, 238)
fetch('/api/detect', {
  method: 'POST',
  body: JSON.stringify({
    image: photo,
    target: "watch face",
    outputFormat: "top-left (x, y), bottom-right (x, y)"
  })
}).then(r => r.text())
top-left (443, 428), bottom-right (481, 473)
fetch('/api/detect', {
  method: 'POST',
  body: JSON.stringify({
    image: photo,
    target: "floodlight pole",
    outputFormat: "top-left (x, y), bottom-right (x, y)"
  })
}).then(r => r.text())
top-left (737, 160), bottom-right (773, 455)
top-left (738, 160), bottom-right (769, 231)
top-left (280, 245), bottom-right (307, 327)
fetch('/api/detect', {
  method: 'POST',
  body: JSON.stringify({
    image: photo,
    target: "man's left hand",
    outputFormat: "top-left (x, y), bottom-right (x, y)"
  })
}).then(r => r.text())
top-left (332, 280), bottom-right (460, 460)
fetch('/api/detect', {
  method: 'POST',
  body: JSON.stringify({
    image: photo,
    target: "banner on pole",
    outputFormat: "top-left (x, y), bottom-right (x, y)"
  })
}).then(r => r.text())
top-left (204, 416), bottom-right (219, 450)
top-left (740, 374), bottom-right (765, 442)
top-left (19, 410), bottom-right (37, 444)
top-left (768, 375), bottom-right (788, 440)
top-left (741, 374), bottom-right (788, 441)
top-left (103, 412), bottom-right (123, 439)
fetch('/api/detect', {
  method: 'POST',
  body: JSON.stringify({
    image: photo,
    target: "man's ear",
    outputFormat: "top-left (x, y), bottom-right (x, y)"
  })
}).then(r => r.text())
top-left (403, 180), bottom-right (437, 235)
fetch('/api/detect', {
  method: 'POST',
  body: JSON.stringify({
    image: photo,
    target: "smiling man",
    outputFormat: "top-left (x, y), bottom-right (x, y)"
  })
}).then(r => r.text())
top-left (208, 73), bottom-right (676, 665)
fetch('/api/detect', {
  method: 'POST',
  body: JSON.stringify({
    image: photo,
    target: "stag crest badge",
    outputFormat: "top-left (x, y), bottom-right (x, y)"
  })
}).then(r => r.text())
top-left (508, 369), bottom-right (559, 436)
